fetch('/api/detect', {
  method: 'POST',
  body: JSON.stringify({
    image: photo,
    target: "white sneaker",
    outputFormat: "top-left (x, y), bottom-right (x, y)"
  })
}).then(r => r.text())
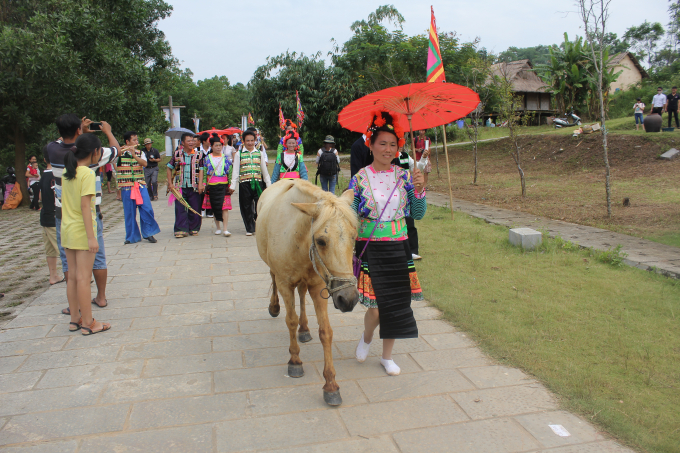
top-left (380, 357), bottom-right (401, 376)
top-left (215, 229), bottom-right (222, 235)
top-left (223, 230), bottom-right (231, 237)
top-left (412, 253), bottom-right (422, 260)
top-left (245, 232), bottom-right (253, 236)
top-left (207, 213), bottom-right (214, 218)
top-left (355, 333), bottom-right (372, 363)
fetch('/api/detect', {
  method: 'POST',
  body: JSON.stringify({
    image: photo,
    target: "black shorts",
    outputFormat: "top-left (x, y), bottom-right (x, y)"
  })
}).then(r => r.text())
top-left (106, 171), bottom-right (113, 181)
top-left (652, 107), bottom-right (664, 114)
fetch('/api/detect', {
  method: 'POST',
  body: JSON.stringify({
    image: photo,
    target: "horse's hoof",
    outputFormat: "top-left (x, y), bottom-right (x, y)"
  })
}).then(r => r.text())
top-left (323, 390), bottom-right (342, 406)
top-left (268, 306), bottom-right (280, 318)
top-left (298, 331), bottom-right (313, 343)
top-left (288, 363), bottom-right (304, 378)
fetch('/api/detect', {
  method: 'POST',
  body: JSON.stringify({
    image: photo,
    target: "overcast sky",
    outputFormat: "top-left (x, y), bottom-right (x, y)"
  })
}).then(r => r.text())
top-left (158, 0), bottom-right (669, 85)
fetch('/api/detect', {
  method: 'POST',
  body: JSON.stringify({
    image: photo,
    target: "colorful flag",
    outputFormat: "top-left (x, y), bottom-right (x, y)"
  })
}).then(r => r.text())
top-left (248, 112), bottom-right (255, 125)
top-left (279, 104), bottom-right (286, 130)
top-left (426, 6), bottom-right (445, 83)
top-left (296, 90), bottom-right (305, 127)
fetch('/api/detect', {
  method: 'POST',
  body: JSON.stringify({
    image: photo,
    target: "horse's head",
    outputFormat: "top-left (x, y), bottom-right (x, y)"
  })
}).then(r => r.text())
top-left (292, 189), bottom-right (359, 313)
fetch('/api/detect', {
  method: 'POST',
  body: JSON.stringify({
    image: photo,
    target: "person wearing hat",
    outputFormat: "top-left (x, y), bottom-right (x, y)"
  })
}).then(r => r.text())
top-left (142, 138), bottom-right (161, 200)
top-left (316, 135), bottom-right (340, 193)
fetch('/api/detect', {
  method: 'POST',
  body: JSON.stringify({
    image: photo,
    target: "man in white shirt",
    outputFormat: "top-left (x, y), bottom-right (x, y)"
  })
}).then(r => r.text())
top-left (651, 87), bottom-right (667, 116)
top-left (230, 130), bottom-right (271, 236)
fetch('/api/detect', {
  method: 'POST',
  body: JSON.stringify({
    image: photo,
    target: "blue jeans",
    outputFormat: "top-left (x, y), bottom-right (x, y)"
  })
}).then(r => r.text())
top-left (635, 113), bottom-right (643, 124)
top-left (320, 174), bottom-right (337, 194)
top-left (121, 187), bottom-right (160, 243)
top-left (56, 215), bottom-right (107, 272)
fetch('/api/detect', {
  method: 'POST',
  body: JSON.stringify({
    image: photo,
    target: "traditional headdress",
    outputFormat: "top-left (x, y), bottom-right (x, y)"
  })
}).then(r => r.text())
top-left (284, 119), bottom-right (298, 130)
top-left (282, 130), bottom-right (300, 151)
top-left (365, 110), bottom-right (405, 154)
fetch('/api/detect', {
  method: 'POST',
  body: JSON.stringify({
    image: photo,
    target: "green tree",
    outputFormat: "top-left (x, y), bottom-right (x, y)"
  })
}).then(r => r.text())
top-left (623, 21), bottom-right (665, 68)
top-left (0, 0), bottom-right (174, 201)
top-left (498, 45), bottom-right (554, 65)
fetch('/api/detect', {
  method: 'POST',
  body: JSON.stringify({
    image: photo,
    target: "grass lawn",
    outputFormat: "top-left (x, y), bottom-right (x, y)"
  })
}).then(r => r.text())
top-left (417, 205), bottom-right (680, 453)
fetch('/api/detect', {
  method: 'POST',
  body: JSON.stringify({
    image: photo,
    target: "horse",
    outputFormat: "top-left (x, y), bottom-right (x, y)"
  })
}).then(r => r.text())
top-left (256, 179), bottom-right (359, 406)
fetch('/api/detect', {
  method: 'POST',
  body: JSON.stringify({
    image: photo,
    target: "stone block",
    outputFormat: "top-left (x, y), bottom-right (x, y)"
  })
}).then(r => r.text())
top-left (340, 395), bottom-right (469, 436)
top-left (0, 356), bottom-right (28, 374)
top-left (0, 440), bottom-right (78, 452)
top-left (160, 300), bottom-right (234, 315)
top-left (422, 332), bottom-right (476, 350)
top-left (154, 322), bottom-right (238, 340)
top-left (214, 364), bottom-right (321, 393)
top-left (264, 436), bottom-right (399, 453)
top-left (509, 228), bottom-right (543, 250)
top-left (140, 293), bottom-right (211, 306)
top-left (79, 424), bottom-right (213, 453)
top-left (416, 320), bottom-right (457, 335)
top-left (144, 351), bottom-right (243, 377)
top-left (128, 392), bottom-right (247, 429)
top-left (0, 404), bottom-right (128, 445)
top-left (0, 371), bottom-right (43, 393)
top-left (64, 329), bottom-right (154, 350)
top-left (410, 347), bottom-right (491, 370)
top-left (243, 343), bottom-right (329, 367)
top-left (358, 369), bottom-right (474, 403)
top-left (314, 355), bottom-right (421, 381)
top-left (514, 410), bottom-right (605, 448)
top-left (660, 147), bottom-right (679, 160)
top-left (36, 361), bottom-right (144, 389)
top-left (393, 418), bottom-right (541, 453)
top-left (459, 365), bottom-right (536, 389)
top-left (248, 381), bottom-right (367, 416)
top-left (101, 372), bottom-right (212, 403)
top-left (129, 313), bottom-right (212, 329)
top-left (17, 346), bottom-right (120, 372)
top-left (215, 411), bottom-right (347, 453)
top-left (534, 441), bottom-right (633, 452)
top-left (451, 384), bottom-right (557, 419)
top-left (118, 338), bottom-right (211, 360)
top-left (0, 383), bottom-right (104, 417)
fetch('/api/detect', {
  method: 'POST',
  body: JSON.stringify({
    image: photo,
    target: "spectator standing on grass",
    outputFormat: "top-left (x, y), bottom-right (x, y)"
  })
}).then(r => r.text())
top-left (61, 133), bottom-right (111, 335)
top-left (665, 86), bottom-right (680, 128)
top-left (633, 98), bottom-right (645, 131)
top-left (651, 87), bottom-right (667, 117)
top-left (142, 138), bottom-right (161, 200)
top-left (47, 115), bottom-right (119, 316)
top-left (39, 149), bottom-right (63, 285)
top-left (26, 155), bottom-right (41, 210)
top-left (316, 135), bottom-right (340, 193)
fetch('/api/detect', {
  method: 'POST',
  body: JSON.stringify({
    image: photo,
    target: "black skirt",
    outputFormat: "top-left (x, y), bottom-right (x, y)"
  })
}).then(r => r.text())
top-left (358, 240), bottom-right (418, 339)
top-left (207, 184), bottom-right (226, 221)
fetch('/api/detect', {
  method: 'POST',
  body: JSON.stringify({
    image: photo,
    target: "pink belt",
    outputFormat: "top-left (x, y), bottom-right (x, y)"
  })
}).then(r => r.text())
top-left (281, 172), bottom-right (300, 179)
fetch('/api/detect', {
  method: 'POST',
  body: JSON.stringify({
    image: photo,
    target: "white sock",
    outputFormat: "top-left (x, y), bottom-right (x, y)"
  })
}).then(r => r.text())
top-left (380, 357), bottom-right (401, 376)
top-left (355, 332), bottom-right (372, 363)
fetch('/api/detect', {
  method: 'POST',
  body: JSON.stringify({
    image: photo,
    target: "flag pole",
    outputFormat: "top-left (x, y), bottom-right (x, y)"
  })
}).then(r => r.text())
top-left (441, 124), bottom-right (454, 220)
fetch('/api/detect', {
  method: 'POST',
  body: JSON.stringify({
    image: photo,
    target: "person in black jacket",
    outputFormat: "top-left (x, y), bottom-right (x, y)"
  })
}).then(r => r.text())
top-left (40, 147), bottom-right (63, 285)
top-left (350, 135), bottom-right (373, 177)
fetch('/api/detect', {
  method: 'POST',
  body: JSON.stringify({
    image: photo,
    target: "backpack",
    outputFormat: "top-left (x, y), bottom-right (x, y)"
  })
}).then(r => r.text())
top-left (317, 149), bottom-right (338, 176)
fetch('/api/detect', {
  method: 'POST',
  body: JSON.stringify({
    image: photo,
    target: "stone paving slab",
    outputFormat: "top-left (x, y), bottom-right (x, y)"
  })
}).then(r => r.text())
top-left (427, 191), bottom-right (680, 279)
top-left (0, 192), bottom-right (635, 452)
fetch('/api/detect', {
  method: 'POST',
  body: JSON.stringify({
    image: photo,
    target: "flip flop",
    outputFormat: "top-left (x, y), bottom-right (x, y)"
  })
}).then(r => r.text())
top-left (81, 318), bottom-right (111, 336)
top-left (62, 307), bottom-right (70, 315)
top-left (50, 277), bottom-right (66, 285)
top-left (92, 298), bottom-right (108, 308)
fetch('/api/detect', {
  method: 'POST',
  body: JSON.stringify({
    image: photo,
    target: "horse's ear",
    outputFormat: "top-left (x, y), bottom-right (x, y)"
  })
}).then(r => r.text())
top-left (339, 188), bottom-right (354, 206)
top-left (291, 202), bottom-right (318, 217)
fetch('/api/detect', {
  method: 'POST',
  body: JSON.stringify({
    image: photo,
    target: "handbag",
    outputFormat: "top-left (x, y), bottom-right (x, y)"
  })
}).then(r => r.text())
top-left (352, 174), bottom-right (401, 279)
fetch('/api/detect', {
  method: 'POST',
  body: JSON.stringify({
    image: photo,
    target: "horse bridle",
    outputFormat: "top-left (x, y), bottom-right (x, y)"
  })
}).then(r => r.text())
top-left (308, 218), bottom-right (357, 299)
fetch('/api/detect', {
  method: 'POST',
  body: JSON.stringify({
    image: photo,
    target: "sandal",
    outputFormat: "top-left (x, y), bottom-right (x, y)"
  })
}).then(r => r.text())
top-left (62, 307), bottom-right (71, 315)
top-left (81, 318), bottom-right (111, 336)
top-left (50, 277), bottom-right (65, 285)
top-left (92, 298), bottom-right (108, 308)
top-left (174, 232), bottom-right (188, 238)
top-left (69, 318), bottom-right (82, 332)
top-left (189, 230), bottom-right (199, 236)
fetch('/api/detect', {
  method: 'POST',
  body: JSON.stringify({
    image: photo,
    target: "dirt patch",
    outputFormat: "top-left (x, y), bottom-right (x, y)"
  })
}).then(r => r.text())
top-left (424, 133), bottom-right (680, 240)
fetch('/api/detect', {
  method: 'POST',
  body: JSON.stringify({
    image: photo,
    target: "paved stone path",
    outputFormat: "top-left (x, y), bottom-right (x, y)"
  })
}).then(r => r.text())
top-left (426, 192), bottom-right (680, 279)
top-left (0, 193), bottom-right (633, 452)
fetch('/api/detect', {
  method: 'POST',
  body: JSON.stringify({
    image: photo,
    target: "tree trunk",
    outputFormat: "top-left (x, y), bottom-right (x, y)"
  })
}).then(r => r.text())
top-left (473, 125), bottom-right (478, 184)
top-left (518, 164), bottom-right (526, 198)
top-left (598, 58), bottom-right (612, 218)
top-left (13, 127), bottom-right (29, 205)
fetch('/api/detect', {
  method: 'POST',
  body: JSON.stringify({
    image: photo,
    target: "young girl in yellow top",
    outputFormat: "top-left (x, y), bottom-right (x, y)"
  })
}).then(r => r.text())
top-left (61, 134), bottom-right (111, 335)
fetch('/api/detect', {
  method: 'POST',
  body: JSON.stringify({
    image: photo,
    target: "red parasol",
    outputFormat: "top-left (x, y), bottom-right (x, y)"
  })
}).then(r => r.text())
top-left (338, 82), bottom-right (479, 155)
top-left (223, 127), bottom-right (242, 135)
top-left (199, 128), bottom-right (227, 136)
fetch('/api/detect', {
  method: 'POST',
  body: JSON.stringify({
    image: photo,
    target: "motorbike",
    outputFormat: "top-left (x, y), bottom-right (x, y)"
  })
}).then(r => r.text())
top-left (552, 111), bottom-right (582, 128)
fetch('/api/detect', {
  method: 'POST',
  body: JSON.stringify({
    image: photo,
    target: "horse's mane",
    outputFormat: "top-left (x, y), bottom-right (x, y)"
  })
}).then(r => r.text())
top-left (295, 181), bottom-right (358, 235)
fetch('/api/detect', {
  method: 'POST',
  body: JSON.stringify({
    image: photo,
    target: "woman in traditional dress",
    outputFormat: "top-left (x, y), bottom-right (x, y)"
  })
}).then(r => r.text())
top-left (199, 137), bottom-right (233, 237)
top-left (271, 130), bottom-right (308, 183)
top-left (350, 111), bottom-right (427, 376)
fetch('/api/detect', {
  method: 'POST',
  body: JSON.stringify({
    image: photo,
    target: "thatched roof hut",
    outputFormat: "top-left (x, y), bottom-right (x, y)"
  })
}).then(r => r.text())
top-left (490, 59), bottom-right (552, 112)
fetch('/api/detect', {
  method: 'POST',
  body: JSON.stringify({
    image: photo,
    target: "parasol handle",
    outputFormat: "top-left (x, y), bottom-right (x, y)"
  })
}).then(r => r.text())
top-left (406, 115), bottom-right (424, 192)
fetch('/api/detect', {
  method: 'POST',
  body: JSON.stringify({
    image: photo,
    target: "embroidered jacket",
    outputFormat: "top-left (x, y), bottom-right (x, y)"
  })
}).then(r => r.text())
top-left (271, 152), bottom-right (308, 183)
top-left (167, 149), bottom-right (201, 189)
top-left (116, 148), bottom-right (146, 188)
top-left (349, 165), bottom-right (426, 241)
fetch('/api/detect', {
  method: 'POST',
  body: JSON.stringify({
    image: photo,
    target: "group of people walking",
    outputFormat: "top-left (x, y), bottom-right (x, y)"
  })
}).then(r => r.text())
top-left (31, 110), bottom-right (430, 379)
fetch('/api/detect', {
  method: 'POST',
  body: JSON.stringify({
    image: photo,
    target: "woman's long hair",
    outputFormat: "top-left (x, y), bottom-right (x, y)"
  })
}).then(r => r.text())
top-left (64, 134), bottom-right (101, 180)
